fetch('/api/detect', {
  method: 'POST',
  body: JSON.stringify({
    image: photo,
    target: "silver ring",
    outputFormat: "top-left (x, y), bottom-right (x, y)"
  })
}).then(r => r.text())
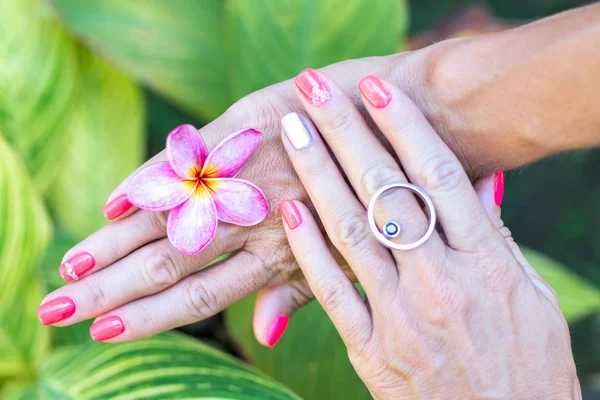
top-left (367, 182), bottom-right (437, 251)
top-left (64, 261), bottom-right (79, 281)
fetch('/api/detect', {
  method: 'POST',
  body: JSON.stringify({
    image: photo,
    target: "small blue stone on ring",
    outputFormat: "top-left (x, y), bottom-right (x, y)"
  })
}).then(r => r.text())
top-left (383, 221), bottom-right (401, 238)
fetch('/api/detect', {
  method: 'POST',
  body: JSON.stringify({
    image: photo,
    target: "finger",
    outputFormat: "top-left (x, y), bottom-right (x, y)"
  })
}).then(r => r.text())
top-left (293, 69), bottom-right (433, 249)
top-left (473, 175), bottom-right (553, 299)
top-left (280, 201), bottom-right (371, 346)
top-left (58, 210), bottom-right (170, 282)
top-left (280, 111), bottom-right (398, 295)
top-left (473, 173), bottom-right (502, 220)
top-left (358, 76), bottom-right (500, 251)
top-left (43, 227), bottom-right (241, 326)
top-left (103, 152), bottom-right (169, 221)
top-left (87, 250), bottom-right (279, 342)
top-left (253, 280), bottom-right (313, 347)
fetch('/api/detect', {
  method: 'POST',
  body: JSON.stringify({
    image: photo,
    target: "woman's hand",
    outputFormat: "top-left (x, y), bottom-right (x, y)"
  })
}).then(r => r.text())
top-left (279, 71), bottom-right (579, 398)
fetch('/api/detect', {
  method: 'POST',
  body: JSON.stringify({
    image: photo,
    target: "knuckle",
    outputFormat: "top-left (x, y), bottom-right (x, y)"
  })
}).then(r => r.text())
top-left (498, 225), bottom-right (513, 240)
top-left (141, 252), bottom-right (180, 290)
top-left (317, 276), bottom-right (353, 312)
top-left (323, 108), bottom-right (355, 141)
top-left (302, 155), bottom-right (331, 181)
top-left (420, 154), bottom-right (463, 193)
top-left (333, 212), bottom-right (370, 251)
top-left (359, 162), bottom-right (402, 199)
top-left (149, 211), bottom-right (168, 233)
top-left (182, 278), bottom-right (219, 320)
top-left (89, 283), bottom-right (110, 310)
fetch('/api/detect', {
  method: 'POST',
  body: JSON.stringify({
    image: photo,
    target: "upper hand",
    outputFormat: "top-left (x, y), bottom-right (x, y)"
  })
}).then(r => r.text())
top-left (278, 71), bottom-right (578, 398)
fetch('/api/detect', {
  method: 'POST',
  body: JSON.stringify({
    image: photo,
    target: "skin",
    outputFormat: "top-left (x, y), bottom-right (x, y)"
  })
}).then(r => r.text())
top-left (280, 71), bottom-right (578, 399)
top-left (39, 3), bottom-right (600, 349)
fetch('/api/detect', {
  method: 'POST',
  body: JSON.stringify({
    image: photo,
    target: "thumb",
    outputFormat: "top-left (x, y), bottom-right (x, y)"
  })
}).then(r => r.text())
top-left (253, 279), bottom-right (314, 347)
top-left (474, 173), bottom-right (558, 304)
top-left (473, 172), bottom-right (503, 221)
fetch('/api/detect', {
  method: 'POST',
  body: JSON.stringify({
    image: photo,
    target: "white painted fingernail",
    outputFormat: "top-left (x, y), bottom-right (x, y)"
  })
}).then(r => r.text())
top-left (281, 112), bottom-right (313, 150)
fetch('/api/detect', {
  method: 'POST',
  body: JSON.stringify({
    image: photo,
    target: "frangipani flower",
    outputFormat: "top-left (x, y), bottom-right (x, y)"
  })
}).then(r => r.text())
top-left (128, 125), bottom-right (269, 255)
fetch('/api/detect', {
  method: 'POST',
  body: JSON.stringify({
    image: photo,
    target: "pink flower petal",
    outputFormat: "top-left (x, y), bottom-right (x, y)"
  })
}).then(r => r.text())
top-left (128, 162), bottom-right (197, 211)
top-left (167, 184), bottom-right (218, 255)
top-left (167, 124), bottom-right (208, 179)
top-left (204, 178), bottom-right (269, 226)
top-left (201, 128), bottom-right (262, 178)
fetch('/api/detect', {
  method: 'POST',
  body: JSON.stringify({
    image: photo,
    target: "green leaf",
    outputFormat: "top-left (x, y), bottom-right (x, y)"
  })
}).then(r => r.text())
top-left (523, 248), bottom-right (600, 323)
top-left (226, 292), bottom-right (371, 400)
top-left (47, 46), bottom-right (145, 240)
top-left (0, 0), bottom-right (78, 193)
top-left (225, 0), bottom-right (409, 100)
top-left (39, 233), bottom-right (93, 348)
top-left (53, 0), bottom-right (408, 121)
top-left (6, 332), bottom-right (300, 399)
top-left (52, 0), bottom-right (230, 121)
top-left (0, 135), bottom-right (52, 382)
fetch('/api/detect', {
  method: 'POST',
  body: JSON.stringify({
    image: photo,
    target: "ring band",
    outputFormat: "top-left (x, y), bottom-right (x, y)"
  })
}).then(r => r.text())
top-left (367, 182), bottom-right (437, 251)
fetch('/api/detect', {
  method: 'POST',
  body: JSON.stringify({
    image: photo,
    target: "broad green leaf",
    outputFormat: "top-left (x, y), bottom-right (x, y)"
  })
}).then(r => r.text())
top-left (0, 0), bottom-right (78, 193)
top-left (6, 332), bottom-right (300, 399)
top-left (226, 292), bottom-right (371, 400)
top-left (40, 233), bottom-right (92, 348)
top-left (48, 47), bottom-right (145, 240)
top-left (0, 135), bottom-right (52, 382)
top-left (52, 0), bottom-right (229, 121)
top-left (523, 248), bottom-right (600, 323)
top-left (226, 0), bottom-right (409, 100)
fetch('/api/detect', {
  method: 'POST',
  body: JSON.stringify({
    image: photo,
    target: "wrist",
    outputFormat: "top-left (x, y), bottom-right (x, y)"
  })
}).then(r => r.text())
top-left (386, 34), bottom-right (558, 176)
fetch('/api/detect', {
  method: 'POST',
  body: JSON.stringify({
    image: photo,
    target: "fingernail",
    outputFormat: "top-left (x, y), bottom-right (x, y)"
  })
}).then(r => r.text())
top-left (90, 316), bottom-right (125, 342)
top-left (59, 252), bottom-right (95, 282)
top-left (294, 68), bottom-right (331, 106)
top-left (494, 171), bottom-right (505, 206)
top-left (358, 75), bottom-right (392, 108)
top-left (281, 112), bottom-right (313, 150)
top-left (265, 315), bottom-right (289, 347)
top-left (38, 297), bottom-right (76, 325)
top-left (103, 194), bottom-right (133, 220)
top-left (280, 201), bottom-right (302, 230)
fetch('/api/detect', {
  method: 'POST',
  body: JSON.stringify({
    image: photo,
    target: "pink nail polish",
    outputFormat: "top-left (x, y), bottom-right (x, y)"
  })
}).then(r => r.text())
top-left (90, 316), bottom-right (125, 342)
top-left (265, 315), bottom-right (289, 347)
top-left (103, 194), bottom-right (133, 220)
top-left (358, 75), bottom-right (392, 108)
top-left (59, 252), bottom-right (95, 282)
top-left (279, 201), bottom-right (302, 230)
top-left (38, 297), bottom-right (76, 325)
top-left (494, 171), bottom-right (505, 206)
top-left (294, 68), bottom-right (331, 106)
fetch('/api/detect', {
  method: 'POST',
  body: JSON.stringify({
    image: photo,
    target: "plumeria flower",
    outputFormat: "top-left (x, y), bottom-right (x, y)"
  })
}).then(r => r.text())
top-left (127, 125), bottom-right (269, 255)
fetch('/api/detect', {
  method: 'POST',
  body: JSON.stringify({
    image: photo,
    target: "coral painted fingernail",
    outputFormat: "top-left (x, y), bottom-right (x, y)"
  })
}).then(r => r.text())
top-left (281, 112), bottom-right (312, 150)
top-left (103, 194), bottom-right (133, 220)
top-left (59, 252), bottom-right (95, 282)
top-left (265, 315), bottom-right (289, 347)
top-left (294, 68), bottom-right (331, 106)
top-left (358, 75), bottom-right (392, 108)
top-left (38, 297), bottom-right (76, 325)
top-left (494, 171), bottom-right (505, 206)
top-left (90, 316), bottom-right (125, 342)
top-left (280, 201), bottom-right (302, 230)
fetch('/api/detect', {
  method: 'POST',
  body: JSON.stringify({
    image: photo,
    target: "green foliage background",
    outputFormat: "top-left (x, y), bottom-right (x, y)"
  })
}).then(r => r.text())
top-left (0, 0), bottom-right (598, 398)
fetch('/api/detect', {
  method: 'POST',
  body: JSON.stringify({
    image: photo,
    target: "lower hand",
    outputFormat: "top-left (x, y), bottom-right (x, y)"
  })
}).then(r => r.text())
top-left (279, 73), bottom-right (578, 398)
